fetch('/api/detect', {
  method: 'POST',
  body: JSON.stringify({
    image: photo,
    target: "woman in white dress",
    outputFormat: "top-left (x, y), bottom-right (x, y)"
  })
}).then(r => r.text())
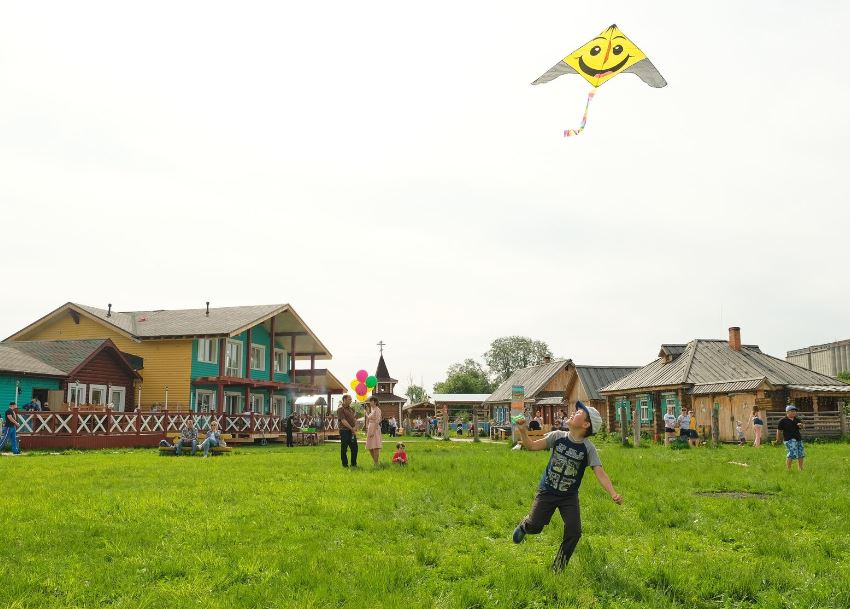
top-left (365, 396), bottom-right (382, 465)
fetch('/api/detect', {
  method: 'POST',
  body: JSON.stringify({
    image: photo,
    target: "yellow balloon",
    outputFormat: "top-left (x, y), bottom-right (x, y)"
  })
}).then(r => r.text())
top-left (350, 379), bottom-right (361, 390)
top-left (356, 393), bottom-right (368, 402)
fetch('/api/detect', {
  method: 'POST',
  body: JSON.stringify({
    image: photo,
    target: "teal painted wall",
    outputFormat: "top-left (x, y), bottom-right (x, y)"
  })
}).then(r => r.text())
top-left (190, 330), bottom-right (290, 384)
top-left (0, 375), bottom-right (61, 407)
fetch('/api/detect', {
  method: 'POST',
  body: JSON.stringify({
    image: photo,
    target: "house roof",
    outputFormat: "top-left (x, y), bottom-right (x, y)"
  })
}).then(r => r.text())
top-left (485, 359), bottom-right (572, 403)
top-left (0, 339), bottom-right (140, 379)
top-left (786, 384), bottom-right (850, 393)
top-left (431, 394), bottom-right (491, 403)
top-left (0, 344), bottom-right (66, 376)
top-left (6, 302), bottom-right (332, 360)
top-left (691, 378), bottom-right (768, 395)
top-left (375, 355), bottom-right (397, 383)
top-left (601, 339), bottom-right (844, 393)
top-left (575, 366), bottom-right (641, 400)
top-left (371, 391), bottom-right (406, 404)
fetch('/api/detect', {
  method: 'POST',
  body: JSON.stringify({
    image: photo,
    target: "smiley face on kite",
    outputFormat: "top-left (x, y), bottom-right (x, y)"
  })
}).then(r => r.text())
top-left (532, 24), bottom-right (666, 136)
top-left (533, 24), bottom-right (666, 89)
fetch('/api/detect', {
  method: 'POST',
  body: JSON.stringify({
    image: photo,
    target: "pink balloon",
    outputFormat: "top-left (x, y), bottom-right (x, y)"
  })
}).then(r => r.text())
top-left (356, 369), bottom-right (368, 382)
top-left (355, 382), bottom-right (368, 396)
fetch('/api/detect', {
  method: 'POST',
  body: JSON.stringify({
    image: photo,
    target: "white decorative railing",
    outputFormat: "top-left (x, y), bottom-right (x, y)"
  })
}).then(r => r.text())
top-left (16, 409), bottom-right (293, 439)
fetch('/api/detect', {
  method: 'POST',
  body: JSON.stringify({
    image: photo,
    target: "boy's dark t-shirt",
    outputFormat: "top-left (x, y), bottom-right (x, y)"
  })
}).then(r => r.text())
top-left (539, 430), bottom-right (601, 495)
top-left (3, 407), bottom-right (17, 429)
top-left (777, 417), bottom-right (802, 441)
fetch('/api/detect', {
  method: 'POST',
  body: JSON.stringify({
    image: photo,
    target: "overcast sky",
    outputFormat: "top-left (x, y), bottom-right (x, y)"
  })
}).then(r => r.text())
top-left (1, 1), bottom-right (848, 395)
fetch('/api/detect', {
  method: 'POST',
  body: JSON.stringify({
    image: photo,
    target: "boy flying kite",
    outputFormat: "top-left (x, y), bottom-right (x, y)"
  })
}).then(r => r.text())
top-left (512, 401), bottom-right (622, 571)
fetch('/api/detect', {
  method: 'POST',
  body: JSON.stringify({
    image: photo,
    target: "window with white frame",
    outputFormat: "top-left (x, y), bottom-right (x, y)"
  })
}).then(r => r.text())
top-left (224, 393), bottom-right (242, 414)
top-left (67, 383), bottom-right (87, 406)
top-left (225, 340), bottom-right (242, 376)
top-left (108, 386), bottom-right (126, 410)
top-left (639, 398), bottom-right (649, 421)
top-left (274, 350), bottom-right (287, 373)
top-left (197, 338), bottom-right (219, 364)
top-left (250, 345), bottom-right (266, 371)
top-left (196, 390), bottom-right (216, 413)
top-left (251, 394), bottom-right (264, 412)
top-left (272, 396), bottom-right (285, 416)
top-left (89, 384), bottom-right (107, 406)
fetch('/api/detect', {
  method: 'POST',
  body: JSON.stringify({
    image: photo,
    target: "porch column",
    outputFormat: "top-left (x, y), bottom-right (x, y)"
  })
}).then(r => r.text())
top-left (812, 395), bottom-right (819, 413)
top-left (245, 328), bottom-right (252, 380)
top-left (269, 316), bottom-right (276, 381)
top-left (310, 354), bottom-right (316, 388)
top-left (290, 336), bottom-right (296, 379)
top-left (217, 338), bottom-right (226, 415)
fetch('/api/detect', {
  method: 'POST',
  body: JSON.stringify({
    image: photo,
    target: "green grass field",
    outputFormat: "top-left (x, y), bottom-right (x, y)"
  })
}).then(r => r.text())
top-left (2, 437), bottom-right (849, 609)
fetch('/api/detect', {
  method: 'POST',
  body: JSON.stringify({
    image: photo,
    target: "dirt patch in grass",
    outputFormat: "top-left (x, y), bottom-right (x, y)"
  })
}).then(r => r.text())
top-left (696, 490), bottom-right (775, 499)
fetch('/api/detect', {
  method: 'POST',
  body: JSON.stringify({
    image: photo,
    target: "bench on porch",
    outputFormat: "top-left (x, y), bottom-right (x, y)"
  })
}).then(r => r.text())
top-left (158, 433), bottom-right (234, 456)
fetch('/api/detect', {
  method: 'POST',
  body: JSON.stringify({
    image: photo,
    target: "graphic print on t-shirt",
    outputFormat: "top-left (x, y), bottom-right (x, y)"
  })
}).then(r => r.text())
top-left (543, 441), bottom-right (586, 493)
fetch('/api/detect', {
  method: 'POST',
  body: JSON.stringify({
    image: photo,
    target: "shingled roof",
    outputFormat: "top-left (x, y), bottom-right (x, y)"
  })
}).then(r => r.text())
top-left (6, 302), bottom-right (332, 360)
top-left (0, 339), bottom-right (140, 378)
top-left (485, 359), bottom-right (572, 403)
top-left (575, 365), bottom-right (641, 400)
top-left (601, 339), bottom-right (844, 393)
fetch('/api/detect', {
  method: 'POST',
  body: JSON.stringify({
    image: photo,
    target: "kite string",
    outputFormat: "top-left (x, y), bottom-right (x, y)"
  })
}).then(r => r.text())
top-left (564, 89), bottom-right (596, 137)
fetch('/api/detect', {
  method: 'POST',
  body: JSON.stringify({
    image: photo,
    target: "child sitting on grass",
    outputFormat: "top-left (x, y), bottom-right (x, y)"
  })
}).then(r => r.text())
top-left (512, 401), bottom-right (622, 572)
top-left (392, 442), bottom-right (408, 465)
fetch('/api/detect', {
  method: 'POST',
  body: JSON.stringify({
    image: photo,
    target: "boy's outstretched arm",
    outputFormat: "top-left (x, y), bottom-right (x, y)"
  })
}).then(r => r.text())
top-left (515, 419), bottom-right (548, 451)
top-left (592, 466), bottom-right (623, 504)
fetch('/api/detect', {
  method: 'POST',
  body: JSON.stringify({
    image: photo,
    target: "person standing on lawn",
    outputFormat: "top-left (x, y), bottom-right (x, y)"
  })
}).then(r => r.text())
top-left (663, 405), bottom-right (677, 447)
top-left (776, 404), bottom-right (805, 471)
top-left (511, 401), bottom-right (622, 571)
top-left (365, 396), bottom-right (382, 466)
top-left (337, 394), bottom-right (358, 467)
top-left (1, 402), bottom-right (20, 455)
top-left (285, 414), bottom-right (294, 448)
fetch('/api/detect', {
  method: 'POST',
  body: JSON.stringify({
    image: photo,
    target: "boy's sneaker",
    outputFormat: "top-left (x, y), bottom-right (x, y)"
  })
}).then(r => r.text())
top-left (512, 523), bottom-right (526, 544)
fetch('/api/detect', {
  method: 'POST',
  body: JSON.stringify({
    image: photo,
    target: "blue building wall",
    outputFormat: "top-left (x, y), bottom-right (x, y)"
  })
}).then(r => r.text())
top-left (0, 375), bottom-right (61, 407)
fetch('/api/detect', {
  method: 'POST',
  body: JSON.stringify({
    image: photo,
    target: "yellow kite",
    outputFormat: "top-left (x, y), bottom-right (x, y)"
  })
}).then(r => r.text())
top-left (533, 24), bottom-right (666, 136)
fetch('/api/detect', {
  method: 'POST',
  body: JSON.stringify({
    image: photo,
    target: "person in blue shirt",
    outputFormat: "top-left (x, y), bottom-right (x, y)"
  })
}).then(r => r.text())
top-left (1, 402), bottom-right (21, 454)
top-left (512, 401), bottom-right (622, 571)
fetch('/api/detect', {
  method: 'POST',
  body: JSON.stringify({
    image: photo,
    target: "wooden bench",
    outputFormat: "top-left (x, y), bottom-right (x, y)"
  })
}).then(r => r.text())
top-left (158, 433), bottom-right (233, 456)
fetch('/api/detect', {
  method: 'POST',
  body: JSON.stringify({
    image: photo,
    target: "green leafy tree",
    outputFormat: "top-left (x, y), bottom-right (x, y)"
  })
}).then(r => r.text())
top-left (433, 359), bottom-right (494, 394)
top-left (483, 336), bottom-right (553, 385)
top-left (405, 384), bottom-right (428, 403)
top-left (837, 371), bottom-right (850, 383)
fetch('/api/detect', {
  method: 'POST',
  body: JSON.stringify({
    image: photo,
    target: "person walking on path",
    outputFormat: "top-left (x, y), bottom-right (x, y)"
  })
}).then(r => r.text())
top-left (511, 401), bottom-right (622, 572)
top-left (1, 402), bottom-right (20, 455)
top-left (365, 396), bottom-right (382, 466)
top-left (776, 404), bottom-right (805, 471)
top-left (337, 395), bottom-right (358, 467)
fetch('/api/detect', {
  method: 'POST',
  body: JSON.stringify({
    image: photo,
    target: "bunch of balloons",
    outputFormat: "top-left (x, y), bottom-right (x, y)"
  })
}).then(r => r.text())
top-left (349, 369), bottom-right (378, 402)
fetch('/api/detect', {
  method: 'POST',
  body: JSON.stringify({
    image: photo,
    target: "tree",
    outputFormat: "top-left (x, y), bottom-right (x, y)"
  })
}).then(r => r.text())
top-left (837, 371), bottom-right (850, 384)
top-left (433, 359), bottom-right (494, 394)
top-left (483, 336), bottom-right (553, 386)
top-left (405, 384), bottom-right (428, 403)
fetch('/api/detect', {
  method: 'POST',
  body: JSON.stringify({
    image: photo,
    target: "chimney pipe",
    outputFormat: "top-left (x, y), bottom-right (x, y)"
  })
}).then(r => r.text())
top-left (543, 355), bottom-right (552, 364)
top-left (205, 302), bottom-right (210, 317)
top-left (729, 326), bottom-right (741, 352)
top-left (107, 303), bottom-right (112, 318)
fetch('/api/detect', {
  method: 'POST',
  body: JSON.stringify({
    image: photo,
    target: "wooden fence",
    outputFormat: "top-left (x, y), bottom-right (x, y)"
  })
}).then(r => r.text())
top-left (765, 410), bottom-right (844, 440)
top-left (14, 408), bottom-right (296, 450)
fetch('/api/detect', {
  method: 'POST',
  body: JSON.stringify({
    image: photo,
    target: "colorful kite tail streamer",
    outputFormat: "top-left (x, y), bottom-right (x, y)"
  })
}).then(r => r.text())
top-left (564, 90), bottom-right (596, 137)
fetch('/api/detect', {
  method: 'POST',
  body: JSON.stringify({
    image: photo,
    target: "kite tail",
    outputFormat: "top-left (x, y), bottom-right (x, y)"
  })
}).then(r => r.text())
top-left (564, 90), bottom-right (595, 137)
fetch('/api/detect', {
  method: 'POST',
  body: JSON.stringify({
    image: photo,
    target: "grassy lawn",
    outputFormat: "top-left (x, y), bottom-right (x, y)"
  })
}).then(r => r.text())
top-left (2, 437), bottom-right (850, 608)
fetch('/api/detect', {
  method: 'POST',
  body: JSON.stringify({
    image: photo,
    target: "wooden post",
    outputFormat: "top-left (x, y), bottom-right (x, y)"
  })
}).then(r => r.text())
top-left (105, 405), bottom-right (112, 437)
top-left (217, 338), bottom-right (226, 416)
top-left (472, 405), bottom-right (480, 443)
top-left (840, 402), bottom-right (848, 438)
top-left (620, 401), bottom-right (629, 446)
top-left (633, 401), bottom-right (641, 447)
top-left (290, 336), bottom-right (296, 379)
top-left (711, 398), bottom-right (720, 446)
top-left (246, 328), bottom-right (252, 380)
top-left (812, 395), bottom-right (819, 413)
top-left (269, 317), bottom-right (276, 382)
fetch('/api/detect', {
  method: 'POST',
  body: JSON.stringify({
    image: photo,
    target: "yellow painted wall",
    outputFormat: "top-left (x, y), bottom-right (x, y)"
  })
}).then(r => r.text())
top-left (13, 310), bottom-right (192, 408)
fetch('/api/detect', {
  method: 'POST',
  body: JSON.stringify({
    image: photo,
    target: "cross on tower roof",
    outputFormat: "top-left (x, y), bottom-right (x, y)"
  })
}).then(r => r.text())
top-left (377, 340), bottom-right (386, 355)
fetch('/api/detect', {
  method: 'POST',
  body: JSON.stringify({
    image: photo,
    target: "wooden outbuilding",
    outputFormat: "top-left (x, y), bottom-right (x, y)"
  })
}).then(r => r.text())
top-left (600, 327), bottom-right (849, 442)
